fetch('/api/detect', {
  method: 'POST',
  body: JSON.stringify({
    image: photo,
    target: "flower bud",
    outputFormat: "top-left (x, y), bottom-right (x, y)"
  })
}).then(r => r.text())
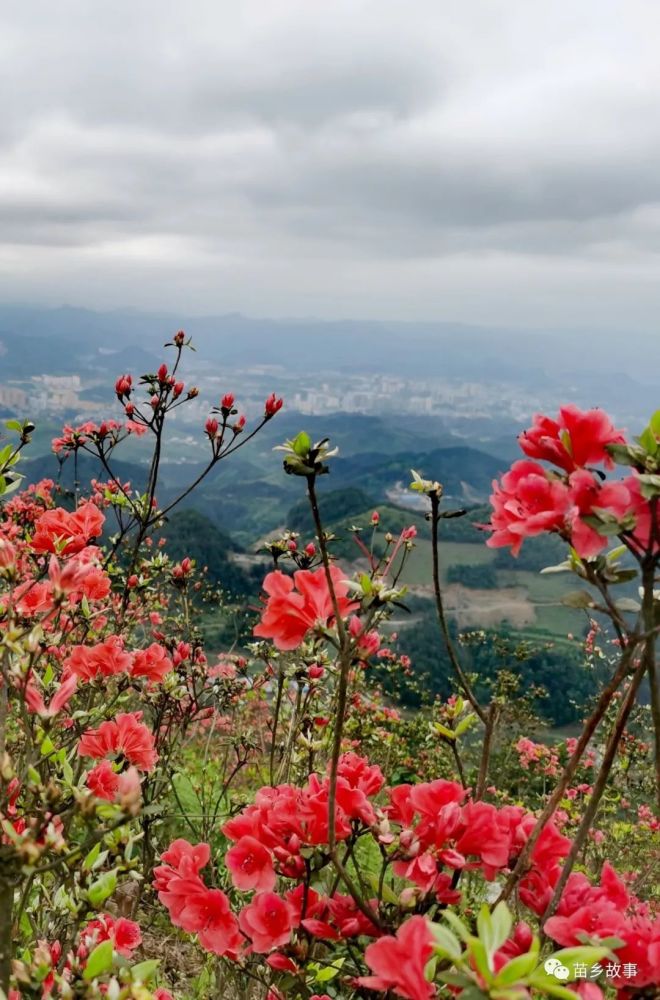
top-left (264, 393), bottom-right (283, 418)
top-left (0, 539), bottom-right (17, 571)
top-left (0, 752), bottom-right (15, 781)
top-left (174, 330), bottom-right (185, 347)
top-left (115, 374), bottom-right (132, 398)
top-left (399, 887), bottom-right (420, 908)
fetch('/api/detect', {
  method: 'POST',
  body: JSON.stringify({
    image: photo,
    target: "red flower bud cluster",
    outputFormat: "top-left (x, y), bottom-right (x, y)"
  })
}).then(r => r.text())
top-left (264, 393), bottom-right (283, 418)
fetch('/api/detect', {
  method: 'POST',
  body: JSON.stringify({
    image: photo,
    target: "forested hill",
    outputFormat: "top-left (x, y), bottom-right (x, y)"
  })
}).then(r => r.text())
top-left (22, 437), bottom-right (505, 543)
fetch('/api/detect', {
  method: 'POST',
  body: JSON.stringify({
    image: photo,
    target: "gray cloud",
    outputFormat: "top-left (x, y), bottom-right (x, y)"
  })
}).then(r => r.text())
top-left (2, 0), bottom-right (660, 329)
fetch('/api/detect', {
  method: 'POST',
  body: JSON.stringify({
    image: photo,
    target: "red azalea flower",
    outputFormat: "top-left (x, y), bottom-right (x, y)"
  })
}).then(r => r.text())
top-left (77, 712), bottom-right (158, 771)
top-left (519, 405), bottom-right (625, 472)
top-left (65, 637), bottom-right (133, 681)
top-left (238, 892), bottom-right (294, 953)
top-left (358, 915), bottom-right (435, 1000)
top-left (253, 565), bottom-right (359, 650)
top-left (24, 673), bottom-right (77, 718)
top-left (86, 760), bottom-right (121, 801)
top-left (486, 460), bottom-right (571, 556)
top-left (80, 914), bottom-right (142, 957)
top-left (624, 474), bottom-right (660, 555)
top-left (31, 503), bottom-right (105, 555)
top-left (196, 889), bottom-right (242, 957)
top-left (567, 469), bottom-right (632, 559)
top-left (11, 580), bottom-right (55, 616)
top-left (226, 835), bottom-right (276, 892)
top-left (131, 642), bottom-right (173, 682)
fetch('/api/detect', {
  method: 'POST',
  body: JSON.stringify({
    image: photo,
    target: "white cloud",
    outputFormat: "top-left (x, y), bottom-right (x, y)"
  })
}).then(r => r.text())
top-left (2, 0), bottom-right (660, 329)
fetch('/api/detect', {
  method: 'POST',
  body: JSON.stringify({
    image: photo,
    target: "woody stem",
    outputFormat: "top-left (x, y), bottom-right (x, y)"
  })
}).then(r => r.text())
top-left (306, 475), bottom-right (350, 853)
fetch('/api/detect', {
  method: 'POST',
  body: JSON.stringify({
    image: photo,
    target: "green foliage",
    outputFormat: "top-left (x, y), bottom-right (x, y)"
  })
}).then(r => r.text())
top-left (431, 904), bottom-right (611, 999)
top-left (388, 617), bottom-right (596, 726)
top-left (447, 563), bottom-right (498, 588)
top-left (287, 487), bottom-right (377, 533)
top-left (157, 509), bottom-right (253, 595)
top-left (494, 532), bottom-right (568, 572)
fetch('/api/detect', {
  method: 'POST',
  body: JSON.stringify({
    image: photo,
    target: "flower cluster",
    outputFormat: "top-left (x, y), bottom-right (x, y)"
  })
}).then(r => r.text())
top-left (386, 778), bottom-right (571, 914)
top-left (157, 754), bottom-right (578, 996)
top-left (487, 404), bottom-right (658, 558)
top-left (253, 564), bottom-right (358, 649)
top-left (545, 862), bottom-right (660, 993)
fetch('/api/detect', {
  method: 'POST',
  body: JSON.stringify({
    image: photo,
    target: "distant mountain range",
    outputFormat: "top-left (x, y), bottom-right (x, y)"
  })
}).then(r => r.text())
top-left (1, 303), bottom-right (659, 392)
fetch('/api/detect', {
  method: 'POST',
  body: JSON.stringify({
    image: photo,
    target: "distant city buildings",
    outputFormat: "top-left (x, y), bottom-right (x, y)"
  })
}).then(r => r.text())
top-left (0, 364), bottom-right (555, 427)
top-left (285, 373), bottom-right (547, 421)
top-left (0, 374), bottom-right (97, 416)
top-left (0, 385), bottom-right (28, 410)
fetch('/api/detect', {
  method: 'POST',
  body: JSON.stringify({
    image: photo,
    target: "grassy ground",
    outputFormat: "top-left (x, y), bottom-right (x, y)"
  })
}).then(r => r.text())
top-left (397, 540), bottom-right (584, 640)
top-left (400, 540), bottom-right (494, 585)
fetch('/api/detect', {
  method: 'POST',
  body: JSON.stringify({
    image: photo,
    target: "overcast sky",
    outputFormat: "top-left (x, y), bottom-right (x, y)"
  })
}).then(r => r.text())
top-left (2, 0), bottom-right (660, 331)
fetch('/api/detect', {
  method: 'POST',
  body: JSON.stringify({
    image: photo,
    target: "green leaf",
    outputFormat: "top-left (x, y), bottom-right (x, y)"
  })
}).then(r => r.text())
top-left (443, 909), bottom-right (472, 943)
top-left (540, 561), bottom-right (572, 574)
top-left (528, 972), bottom-right (582, 1000)
top-left (469, 937), bottom-right (493, 980)
top-left (432, 722), bottom-right (456, 741)
top-left (454, 713), bottom-right (476, 737)
top-left (366, 873), bottom-right (398, 906)
top-left (83, 940), bottom-right (114, 980)
top-left (438, 971), bottom-right (473, 988)
top-left (638, 425), bottom-right (658, 454)
top-left (493, 950), bottom-right (540, 986)
top-left (649, 409), bottom-right (660, 437)
top-left (83, 842), bottom-right (102, 871)
top-left (5, 419), bottom-right (23, 433)
top-left (609, 568), bottom-right (638, 584)
top-left (130, 960), bottom-right (160, 985)
top-left (560, 590), bottom-right (594, 609)
top-left (0, 475), bottom-right (23, 496)
top-left (584, 514), bottom-right (624, 536)
top-left (489, 902), bottom-right (513, 954)
top-left (638, 473), bottom-right (660, 499)
top-left (606, 545), bottom-right (627, 563)
top-left (429, 922), bottom-right (462, 960)
top-left (292, 431), bottom-right (311, 456)
top-left (87, 870), bottom-right (117, 907)
top-left (477, 905), bottom-right (494, 957)
top-left (614, 597), bottom-right (641, 612)
top-left (316, 966), bottom-right (340, 983)
top-left (606, 442), bottom-right (646, 467)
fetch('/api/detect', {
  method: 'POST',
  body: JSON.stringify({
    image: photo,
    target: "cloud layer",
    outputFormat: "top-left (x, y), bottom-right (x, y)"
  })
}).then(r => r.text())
top-left (2, 0), bottom-right (660, 329)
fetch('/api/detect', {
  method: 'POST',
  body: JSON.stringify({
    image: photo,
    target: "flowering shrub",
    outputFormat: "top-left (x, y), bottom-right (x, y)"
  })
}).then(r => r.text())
top-left (0, 355), bottom-right (658, 1000)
